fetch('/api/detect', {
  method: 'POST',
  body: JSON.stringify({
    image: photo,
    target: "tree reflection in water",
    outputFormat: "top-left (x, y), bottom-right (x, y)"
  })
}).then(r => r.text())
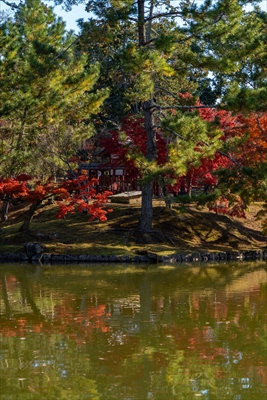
top-left (0, 263), bottom-right (266, 399)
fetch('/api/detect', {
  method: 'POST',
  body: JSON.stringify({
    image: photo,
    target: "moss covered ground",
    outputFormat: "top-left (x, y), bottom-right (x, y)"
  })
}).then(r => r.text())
top-left (0, 200), bottom-right (266, 257)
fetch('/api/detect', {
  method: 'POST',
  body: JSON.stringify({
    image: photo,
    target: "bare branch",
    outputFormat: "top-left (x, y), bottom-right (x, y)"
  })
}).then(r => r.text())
top-left (52, 36), bottom-right (79, 62)
top-left (154, 104), bottom-right (216, 111)
top-left (217, 151), bottom-right (242, 167)
top-left (144, 10), bottom-right (182, 22)
top-left (155, 86), bottom-right (183, 103)
top-left (0, 0), bottom-right (18, 9)
top-left (164, 126), bottom-right (186, 141)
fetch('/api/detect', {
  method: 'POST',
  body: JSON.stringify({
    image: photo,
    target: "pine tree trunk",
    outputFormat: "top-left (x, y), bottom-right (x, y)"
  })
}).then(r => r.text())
top-left (138, 181), bottom-right (154, 231)
top-left (19, 200), bottom-right (42, 232)
top-left (136, 1), bottom-right (157, 233)
top-left (137, 100), bottom-right (157, 232)
top-left (137, 0), bottom-right (145, 45)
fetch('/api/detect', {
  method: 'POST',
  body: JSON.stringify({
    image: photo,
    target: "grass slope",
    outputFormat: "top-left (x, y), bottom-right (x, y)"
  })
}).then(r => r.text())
top-left (0, 200), bottom-right (266, 256)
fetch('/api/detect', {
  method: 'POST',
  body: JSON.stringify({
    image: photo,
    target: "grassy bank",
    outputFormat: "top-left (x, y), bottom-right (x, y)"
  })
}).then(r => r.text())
top-left (0, 200), bottom-right (266, 257)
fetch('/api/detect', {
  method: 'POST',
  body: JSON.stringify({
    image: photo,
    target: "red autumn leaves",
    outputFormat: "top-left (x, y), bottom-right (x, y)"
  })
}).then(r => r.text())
top-left (0, 174), bottom-right (113, 222)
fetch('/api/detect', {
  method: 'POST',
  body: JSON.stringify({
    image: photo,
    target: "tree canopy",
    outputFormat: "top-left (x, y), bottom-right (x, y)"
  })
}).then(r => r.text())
top-left (76, 0), bottom-right (264, 232)
top-left (2, 0), bottom-right (267, 236)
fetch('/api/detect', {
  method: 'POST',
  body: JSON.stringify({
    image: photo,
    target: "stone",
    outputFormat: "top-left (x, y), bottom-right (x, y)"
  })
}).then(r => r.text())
top-left (42, 254), bottom-right (52, 262)
top-left (50, 254), bottom-right (79, 262)
top-left (79, 254), bottom-right (91, 262)
top-left (173, 254), bottom-right (182, 262)
top-left (0, 252), bottom-right (11, 260)
top-left (109, 255), bottom-right (121, 262)
top-left (140, 255), bottom-right (149, 262)
top-left (24, 242), bottom-right (44, 257)
top-left (24, 242), bottom-right (44, 262)
top-left (31, 254), bottom-right (43, 263)
top-left (8, 253), bottom-right (26, 261)
top-left (120, 255), bottom-right (132, 262)
top-left (49, 233), bottom-right (59, 240)
top-left (132, 255), bottom-right (141, 262)
top-left (161, 256), bottom-right (171, 263)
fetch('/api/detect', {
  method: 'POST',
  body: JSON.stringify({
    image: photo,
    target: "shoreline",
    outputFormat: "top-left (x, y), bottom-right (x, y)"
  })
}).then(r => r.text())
top-left (1, 248), bottom-right (266, 264)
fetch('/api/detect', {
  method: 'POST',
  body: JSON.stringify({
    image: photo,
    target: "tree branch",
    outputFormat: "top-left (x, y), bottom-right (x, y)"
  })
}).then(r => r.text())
top-left (216, 151), bottom-right (242, 167)
top-left (52, 36), bottom-right (79, 62)
top-left (144, 10), bottom-right (182, 22)
top-left (155, 86), bottom-right (184, 103)
top-left (154, 104), bottom-right (216, 110)
top-left (0, 0), bottom-right (18, 9)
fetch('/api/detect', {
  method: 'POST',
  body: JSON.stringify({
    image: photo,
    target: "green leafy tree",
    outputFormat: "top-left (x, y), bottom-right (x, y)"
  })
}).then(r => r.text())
top-left (0, 0), bottom-right (109, 177)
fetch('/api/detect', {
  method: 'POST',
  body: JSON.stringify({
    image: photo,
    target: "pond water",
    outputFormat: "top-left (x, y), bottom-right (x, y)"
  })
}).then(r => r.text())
top-left (0, 262), bottom-right (266, 400)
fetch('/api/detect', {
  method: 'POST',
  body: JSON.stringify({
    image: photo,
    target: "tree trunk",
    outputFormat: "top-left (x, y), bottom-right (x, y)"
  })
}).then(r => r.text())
top-left (188, 173), bottom-right (193, 198)
top-left (19, 200), bottom-right (42, 232)
top-left (137, 0), bottom-right (146, 45)
top-left (1, 199), bottom-right (10, 223)
top-left (138, 181), bottom-right (154, 231)
top-left (136, 1), bottom-right (157, 233)
top-left (137, 100), bottom-right (157, 232)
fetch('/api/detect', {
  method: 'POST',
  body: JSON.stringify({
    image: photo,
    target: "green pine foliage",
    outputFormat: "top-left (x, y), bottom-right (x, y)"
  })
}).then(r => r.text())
top-left (75, 0), bottom-right (264, 231)
top-left (0, 0), bottom-right (109, 176)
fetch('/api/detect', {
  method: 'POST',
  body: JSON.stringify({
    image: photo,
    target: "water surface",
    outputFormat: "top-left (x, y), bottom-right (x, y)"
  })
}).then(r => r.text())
top-left (0, 262), bottom-right (266, 399)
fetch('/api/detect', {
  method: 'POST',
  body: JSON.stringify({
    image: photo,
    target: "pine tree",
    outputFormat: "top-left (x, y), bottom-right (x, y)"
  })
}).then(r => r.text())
top-left (76, 0), bottom-right (261, 234)
top-left (0, 0), bottom-right (109, 176)
top-left (207, 6), bottom-right (267, 112)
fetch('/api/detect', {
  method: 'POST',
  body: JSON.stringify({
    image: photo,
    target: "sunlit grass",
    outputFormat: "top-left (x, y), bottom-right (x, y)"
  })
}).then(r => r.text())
top-left (0, 201), bottom-right (266, 256)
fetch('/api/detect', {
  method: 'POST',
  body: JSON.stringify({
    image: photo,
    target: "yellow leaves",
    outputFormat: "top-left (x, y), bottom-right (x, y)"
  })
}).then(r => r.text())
top-left (156, 57), bottom-right (174, 77)
top-left (143, 52), bottom-right (174, 77)
top-left (7, 50), bottom-right (18, 61)
top-left (110, 0), bottom-right (131, 9)
top-left (124, 45), bottom-right (175, 81)
top-left (143, 60), bottom-right (151, 69)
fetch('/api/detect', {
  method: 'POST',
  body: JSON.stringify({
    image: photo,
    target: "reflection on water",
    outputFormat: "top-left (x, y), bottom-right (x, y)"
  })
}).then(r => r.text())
top-left (0, 262), bottom-right (266, 399)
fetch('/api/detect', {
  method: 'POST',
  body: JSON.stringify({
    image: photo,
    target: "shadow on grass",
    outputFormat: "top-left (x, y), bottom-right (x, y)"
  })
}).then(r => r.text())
top-left (0, 202), bottom-right (266, 256)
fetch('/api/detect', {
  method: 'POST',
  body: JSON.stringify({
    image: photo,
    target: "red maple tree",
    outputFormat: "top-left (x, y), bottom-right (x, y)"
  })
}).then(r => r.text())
top-left (0, 174), bottom-right (113, 231)
top-left (100, 112), bottom-right (247, 217)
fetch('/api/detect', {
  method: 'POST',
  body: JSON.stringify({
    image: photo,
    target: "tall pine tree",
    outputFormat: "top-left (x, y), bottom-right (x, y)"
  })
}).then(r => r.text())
top-left (75, 0), bottom-right (262, 235)
top-left (0, 0), bottom-right (109, 176)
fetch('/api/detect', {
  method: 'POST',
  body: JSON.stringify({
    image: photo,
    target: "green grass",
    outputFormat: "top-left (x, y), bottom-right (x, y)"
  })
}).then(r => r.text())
top-left (0, 200), bottom-right (266, 256)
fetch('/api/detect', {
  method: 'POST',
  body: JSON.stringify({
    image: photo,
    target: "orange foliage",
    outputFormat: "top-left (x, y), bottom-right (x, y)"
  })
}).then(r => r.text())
top-left (207, 194), bottom-right (246, 218)
top-left (0, 174), bottom-right (112, 223)
top-left (234, 113), bottom-right (267, 165)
